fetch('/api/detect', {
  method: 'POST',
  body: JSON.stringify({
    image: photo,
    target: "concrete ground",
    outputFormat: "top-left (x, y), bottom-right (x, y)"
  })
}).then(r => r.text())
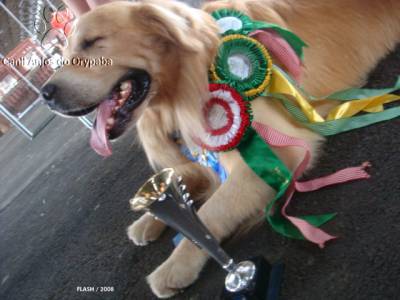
top-left (0, 1), bottom-right (399, 300)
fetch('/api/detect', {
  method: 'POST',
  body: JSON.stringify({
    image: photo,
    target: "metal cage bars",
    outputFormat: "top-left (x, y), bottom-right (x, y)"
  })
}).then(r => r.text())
top-left (0, 0), bottom-right (92, 139)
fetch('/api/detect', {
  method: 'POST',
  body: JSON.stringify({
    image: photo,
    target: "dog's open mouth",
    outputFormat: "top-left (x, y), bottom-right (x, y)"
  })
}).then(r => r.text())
top-left (90, 69), bottom-right (151, 157)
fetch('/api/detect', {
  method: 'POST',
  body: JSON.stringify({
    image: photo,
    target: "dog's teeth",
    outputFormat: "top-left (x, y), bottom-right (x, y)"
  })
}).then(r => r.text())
top-left (106, 118), bottom-right (115, 125)
top-left (120, 90), bottom-right (130, 98)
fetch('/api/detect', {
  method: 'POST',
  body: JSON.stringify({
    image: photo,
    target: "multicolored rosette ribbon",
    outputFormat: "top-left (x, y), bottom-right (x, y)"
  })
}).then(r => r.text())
top-left (202, 84), bottom-right (252, 151)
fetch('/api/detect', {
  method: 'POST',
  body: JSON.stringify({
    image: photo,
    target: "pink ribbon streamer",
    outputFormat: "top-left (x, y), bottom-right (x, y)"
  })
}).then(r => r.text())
top-left (252, 121), bottom-right (371, 248)
top-left (250, 29), bottom-right (302, 82)
top-left (295, 162), bottom-right (371, 192)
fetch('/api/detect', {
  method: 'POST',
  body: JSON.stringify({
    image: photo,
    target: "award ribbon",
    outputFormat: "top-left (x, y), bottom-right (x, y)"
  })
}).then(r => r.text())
top-left (194, 9), bottom-right (400, 246)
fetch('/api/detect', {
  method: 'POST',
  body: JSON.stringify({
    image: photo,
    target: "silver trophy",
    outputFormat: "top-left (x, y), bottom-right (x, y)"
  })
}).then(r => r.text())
top-left (129, 168), bottom-right (257, 294)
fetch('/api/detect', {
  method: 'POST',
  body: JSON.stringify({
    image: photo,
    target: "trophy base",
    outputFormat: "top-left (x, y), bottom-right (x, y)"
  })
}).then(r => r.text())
top-left (220, 257), bottom-right (284, 300)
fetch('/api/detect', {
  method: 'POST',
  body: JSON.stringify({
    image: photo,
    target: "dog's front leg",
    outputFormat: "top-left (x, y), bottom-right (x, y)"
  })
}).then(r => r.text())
top-left (127, 213), bottom-right (166, 246)
top-left (147, 151), bottom-right (274, 298)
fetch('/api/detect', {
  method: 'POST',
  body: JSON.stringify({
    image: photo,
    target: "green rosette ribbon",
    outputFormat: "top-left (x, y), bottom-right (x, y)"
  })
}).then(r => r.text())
top-left (210, 34), bottom-right (272, 100)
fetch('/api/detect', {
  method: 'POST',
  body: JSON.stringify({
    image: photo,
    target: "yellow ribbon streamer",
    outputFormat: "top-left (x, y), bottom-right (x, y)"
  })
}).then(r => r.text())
top-left (270, 68), bottom-right (325, 122)
top-left (326, 94), bottom-right (400, 120)
top-left (269, 67), bottom-right (400, 123)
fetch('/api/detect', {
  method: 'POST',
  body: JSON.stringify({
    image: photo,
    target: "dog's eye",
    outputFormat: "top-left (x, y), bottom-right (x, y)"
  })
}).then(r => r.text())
top-left (81, 37), bottom-right (104, 50)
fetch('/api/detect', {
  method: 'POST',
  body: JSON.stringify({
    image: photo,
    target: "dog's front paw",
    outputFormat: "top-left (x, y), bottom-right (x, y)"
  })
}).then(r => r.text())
top-left (147, 258), bottom-right (198, 298)
top-left (147, 242), bottom-right (207, 298)
top-left (127, 213), bottom-right (166, 246)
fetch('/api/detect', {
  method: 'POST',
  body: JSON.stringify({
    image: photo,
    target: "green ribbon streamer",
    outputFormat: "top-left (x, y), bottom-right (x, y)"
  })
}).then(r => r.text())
top-left (328, 77), bottom-right (400, 100)
top-left (237, 128), bottom-right (336, 239)
top-left (269, 92), bottom-right (400, 136)
top-left (237, 127), bottom-right (291, 191)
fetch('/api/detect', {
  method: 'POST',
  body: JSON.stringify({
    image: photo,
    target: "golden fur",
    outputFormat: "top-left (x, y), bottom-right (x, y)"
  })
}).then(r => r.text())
top-left (45, 0), bottom-right (400, 297)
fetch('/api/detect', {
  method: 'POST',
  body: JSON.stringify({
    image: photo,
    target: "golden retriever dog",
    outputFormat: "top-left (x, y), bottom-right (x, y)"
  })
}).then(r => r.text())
top-left (41, 0), bottom-right (400, 297)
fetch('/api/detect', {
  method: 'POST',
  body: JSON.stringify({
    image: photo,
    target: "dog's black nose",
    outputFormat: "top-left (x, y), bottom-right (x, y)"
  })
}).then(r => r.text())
top-left (41, 83), bottom-right (58, 101)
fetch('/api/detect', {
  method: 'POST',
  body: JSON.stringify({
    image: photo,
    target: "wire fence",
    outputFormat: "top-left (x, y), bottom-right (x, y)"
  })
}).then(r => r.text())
top-left (0, 0), bottom-right (92, 139)
top-left (18, 0), bottom-right (46, 41)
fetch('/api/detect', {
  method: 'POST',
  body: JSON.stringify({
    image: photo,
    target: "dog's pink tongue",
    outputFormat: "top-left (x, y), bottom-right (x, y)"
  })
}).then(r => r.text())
top-left (90, 100), bottom-right (114, 157)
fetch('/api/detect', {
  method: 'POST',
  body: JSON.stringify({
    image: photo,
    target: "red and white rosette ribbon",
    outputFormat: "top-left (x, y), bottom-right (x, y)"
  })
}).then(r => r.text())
top-left (201, 84), bottom-right (251, 152)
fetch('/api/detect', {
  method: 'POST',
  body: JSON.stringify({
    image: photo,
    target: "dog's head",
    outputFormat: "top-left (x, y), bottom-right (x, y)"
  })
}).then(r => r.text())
top-left (42, 0), bottom-right (219, 154)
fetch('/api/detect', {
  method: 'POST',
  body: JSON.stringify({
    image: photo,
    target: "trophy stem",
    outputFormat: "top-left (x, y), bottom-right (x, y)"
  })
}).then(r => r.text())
top-left (222, 259), bottom-right (236, 273)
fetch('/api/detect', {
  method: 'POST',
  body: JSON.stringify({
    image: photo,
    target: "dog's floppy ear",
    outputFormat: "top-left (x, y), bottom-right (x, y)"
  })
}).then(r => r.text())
top-left (134, 3), bottom-right (203, 52)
